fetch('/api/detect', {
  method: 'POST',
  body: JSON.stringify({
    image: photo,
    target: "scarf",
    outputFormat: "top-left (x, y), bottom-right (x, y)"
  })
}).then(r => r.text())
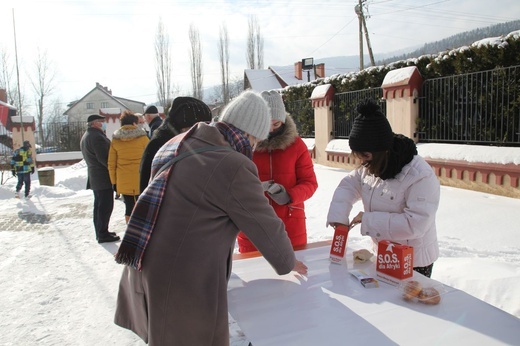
top-left (115, 122), bottom-right (252, 270)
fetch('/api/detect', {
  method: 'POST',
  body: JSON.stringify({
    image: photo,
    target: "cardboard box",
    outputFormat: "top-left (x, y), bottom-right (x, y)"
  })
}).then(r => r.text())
top-left (376, 240), bottom-right (413, 286)
top-left (329, 225), bottom-right (349, 264)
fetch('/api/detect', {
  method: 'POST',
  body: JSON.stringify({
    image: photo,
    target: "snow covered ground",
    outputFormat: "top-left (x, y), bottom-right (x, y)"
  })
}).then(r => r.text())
top-left (0, 143), bottom-right (519, 345)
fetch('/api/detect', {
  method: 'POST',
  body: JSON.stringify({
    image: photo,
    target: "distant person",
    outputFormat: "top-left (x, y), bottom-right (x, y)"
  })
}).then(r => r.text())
top-left (108, 111), bottom-right (149, 224)
top-left (80, 114), bottom-right (120, 243)
top-left (327, 99), bottom-right (440, 278)
top-left (237, 90), bottom-right (318, 253)
top-left (114, 90), bottom-right (307, 345)
top-left (136, 113), bottom-right (149, 136)
top-left (143, 105), bottom-right (162, 138)
top-left (11, 140), bottom-right (35, 199)
top-left (139, 96), bottom-right (212, 192)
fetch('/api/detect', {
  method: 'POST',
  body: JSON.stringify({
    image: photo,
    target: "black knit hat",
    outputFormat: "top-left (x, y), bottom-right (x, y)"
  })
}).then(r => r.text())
top-left (144, 105), bottom-right (159, 114)
top-left (168, 97), bottom-right (212, 132)
top-left (349, 99), bottom-right (394, 152)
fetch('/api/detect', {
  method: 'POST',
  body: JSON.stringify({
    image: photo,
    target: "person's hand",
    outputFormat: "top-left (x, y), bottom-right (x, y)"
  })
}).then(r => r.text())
top-left (349, 211), bottom-right (364, 228)
top-left (31, 167), bottom-right (35, 174)
top-left (293, 259), bottom-right (308, 275)
top-left (11, 169), bottom-right (16, 177)
top-left (113, 184), bottom-right (117, 193)
top-left (267, 183), bottom-right (291, 205)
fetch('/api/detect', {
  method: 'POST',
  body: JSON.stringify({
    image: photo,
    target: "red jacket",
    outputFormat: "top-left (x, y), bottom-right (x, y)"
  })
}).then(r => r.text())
top-left (237, 115), bottom-right (318, 252)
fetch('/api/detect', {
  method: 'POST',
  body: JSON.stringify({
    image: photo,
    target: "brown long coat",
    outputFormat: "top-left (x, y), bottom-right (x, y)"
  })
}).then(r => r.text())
top-left (114, 123), bottom-right (296, 345)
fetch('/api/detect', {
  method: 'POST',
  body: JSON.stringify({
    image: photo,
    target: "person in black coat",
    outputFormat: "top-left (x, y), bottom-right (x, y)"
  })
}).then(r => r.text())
top-left (143, 105), bottom-right (163, 138)
top-left (139, 97), bottom-right (212, 193)
top-left (80, 114), bottom-right (120, 243)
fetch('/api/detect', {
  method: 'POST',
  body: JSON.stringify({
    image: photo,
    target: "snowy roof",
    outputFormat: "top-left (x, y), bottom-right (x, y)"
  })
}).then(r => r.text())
top-left (244, 69), bottom-right (282, 91)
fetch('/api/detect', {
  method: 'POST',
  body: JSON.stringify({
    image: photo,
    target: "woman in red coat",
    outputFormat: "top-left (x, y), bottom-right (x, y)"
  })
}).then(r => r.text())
top-left (237, 90), bottom-right (318, 252)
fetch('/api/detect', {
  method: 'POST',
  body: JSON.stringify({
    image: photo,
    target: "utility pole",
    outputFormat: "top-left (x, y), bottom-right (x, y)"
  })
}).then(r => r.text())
top-left (12, 8), bottom-right (24, 142)
top-left (355, 0), bottom-right (375, 71)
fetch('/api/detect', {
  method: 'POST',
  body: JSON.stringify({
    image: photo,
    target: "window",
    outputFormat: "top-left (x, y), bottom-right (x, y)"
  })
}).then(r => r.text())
top-left (101, 102), bottom-right (109, 108)
top-left (86, 102), bottom-right (94, 109)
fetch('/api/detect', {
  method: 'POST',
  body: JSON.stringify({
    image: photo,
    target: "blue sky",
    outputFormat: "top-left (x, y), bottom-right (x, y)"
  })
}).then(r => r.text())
top-left (0, 0), bottom-right (518, 108)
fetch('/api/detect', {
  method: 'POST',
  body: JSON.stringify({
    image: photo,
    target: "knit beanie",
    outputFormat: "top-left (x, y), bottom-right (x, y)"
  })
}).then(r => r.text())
top-left (349, 99), bottom-right (394, 152)
top-left (260, 90), bottom-right (286, 122)
top-left (144, 105), bottom-right (159, 114)
top-left (168, 97), bottom-right (212, 132)
top-left (220, 90), bottom-right (270, 140)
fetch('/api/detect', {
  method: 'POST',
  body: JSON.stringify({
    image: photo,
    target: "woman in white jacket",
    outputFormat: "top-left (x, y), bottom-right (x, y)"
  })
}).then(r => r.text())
top-left (327, 99), bottom-right (440, 277)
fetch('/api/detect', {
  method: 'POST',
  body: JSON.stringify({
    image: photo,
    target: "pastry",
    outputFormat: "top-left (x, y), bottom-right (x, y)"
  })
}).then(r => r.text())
top-left (353, 249), bottom-right (373, 263)
top-left (418, 287), bottom-right (441, 305)
top-left (402, 280), bottom-right (422, 301)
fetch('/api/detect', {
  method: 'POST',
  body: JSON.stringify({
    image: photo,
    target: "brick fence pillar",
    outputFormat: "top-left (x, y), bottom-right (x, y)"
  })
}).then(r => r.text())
top-left (310, 84), bottom-right (335, 165)
top-left (382, 66), bottom-right (423, 141)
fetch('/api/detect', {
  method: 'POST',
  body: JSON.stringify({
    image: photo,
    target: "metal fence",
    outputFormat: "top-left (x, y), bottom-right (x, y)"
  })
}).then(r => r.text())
top-left (332, 88), bottom-right (385, 138)
top-left (35, 121), bottom-right (87, 153)
top-left (418, 65), bottom-right (520, 146)
top-left (285, 99), bottom-right (314, 137)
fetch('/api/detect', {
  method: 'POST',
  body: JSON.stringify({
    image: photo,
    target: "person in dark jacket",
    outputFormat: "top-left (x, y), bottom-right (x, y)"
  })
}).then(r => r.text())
top-left (114, 90), bottom-right (307, 345)
top-left (80, 114), bottom-right (120, 243)
top-left (143, 105), bottom-right (162, 138)
top-left (238, 90), bottom-right (318, 252)
top-left (139, 97), bottom-right (212, 193)
top-left (11, 140), bottom-right (35, 199)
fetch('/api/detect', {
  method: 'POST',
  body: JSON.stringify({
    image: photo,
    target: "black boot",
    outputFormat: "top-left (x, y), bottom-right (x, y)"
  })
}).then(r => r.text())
top-left (98, 233), bottom-right (120, 243)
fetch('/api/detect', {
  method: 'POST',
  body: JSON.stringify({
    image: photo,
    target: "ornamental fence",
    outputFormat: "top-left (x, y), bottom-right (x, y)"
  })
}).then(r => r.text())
top-left (417, 65), bottom-right (520, 146)
top-left (284, 64), bottom-right (519, 147)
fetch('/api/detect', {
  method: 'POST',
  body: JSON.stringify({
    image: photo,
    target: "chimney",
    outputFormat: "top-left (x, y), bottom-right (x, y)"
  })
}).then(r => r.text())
top-left (294, 61), bottom-right (302, 80)
top-left (0, 88), bottom-right (7, 103)
top-left (315, 63), bottom-right (325, 78)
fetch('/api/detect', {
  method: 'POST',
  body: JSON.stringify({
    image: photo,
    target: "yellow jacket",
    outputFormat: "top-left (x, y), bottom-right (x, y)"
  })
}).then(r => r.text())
top-left (108, 125), bottom-right (149, 196)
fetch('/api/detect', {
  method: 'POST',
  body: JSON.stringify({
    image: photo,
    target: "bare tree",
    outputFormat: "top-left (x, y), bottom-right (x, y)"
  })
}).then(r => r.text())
top-left (30, 48), bottom-right (56, 147)
top-left (47, 97), bottom-right (66, 123)
top-left (218, 23), bottom-right (230, 104)
top-left (229, 75), bottom-right (244, 99)
top-left (155, 18), bottom-right (173, 114)
top-left (0, 47), bottom-right (26, 112)
top-left (188, 23), bottom-right (203, 100)
top-left (246, 15), bottom-right (264, 69)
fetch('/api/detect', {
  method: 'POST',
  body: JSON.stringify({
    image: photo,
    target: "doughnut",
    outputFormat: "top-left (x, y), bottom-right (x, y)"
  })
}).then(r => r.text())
top-left (402, 280), bottom-right (422, 301)
top-left (418, 287), bottom-right (441, 305)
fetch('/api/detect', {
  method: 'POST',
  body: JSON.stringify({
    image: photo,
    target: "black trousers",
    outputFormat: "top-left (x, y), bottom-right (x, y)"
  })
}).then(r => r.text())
top-left (122, 194), bottom-right (139, 217)
top-left (92, 189), bottom-right (114, 239)
top-left (413, 263), bottom-right (434, 278)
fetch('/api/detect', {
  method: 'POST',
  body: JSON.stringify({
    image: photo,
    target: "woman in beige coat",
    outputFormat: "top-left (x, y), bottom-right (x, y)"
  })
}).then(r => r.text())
top-left (108, 111), bottom-right (149, 223)
top-left (114, 91), bottom-right (307, 345)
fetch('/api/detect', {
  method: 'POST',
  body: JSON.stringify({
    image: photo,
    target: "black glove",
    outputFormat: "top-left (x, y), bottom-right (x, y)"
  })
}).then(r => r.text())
top-left (266, 183), bottom-right (291, 205)
top-left (31, 167), bottom-right (35, 174)
top-left (113, 184), bottom-right (117, 193)
top-left (11, 169), bottom-right (16, 177)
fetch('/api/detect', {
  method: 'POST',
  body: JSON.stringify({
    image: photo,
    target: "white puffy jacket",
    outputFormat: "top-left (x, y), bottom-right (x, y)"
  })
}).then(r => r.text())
top-left (327, 155), bottom-right (440, 267)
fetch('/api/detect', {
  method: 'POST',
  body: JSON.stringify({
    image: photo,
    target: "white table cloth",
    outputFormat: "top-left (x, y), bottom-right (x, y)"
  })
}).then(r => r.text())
top-left (228, 245), bottom-right (520, 345)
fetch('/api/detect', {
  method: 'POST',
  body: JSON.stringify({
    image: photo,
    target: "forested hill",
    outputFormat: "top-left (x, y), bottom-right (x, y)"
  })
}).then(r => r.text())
top-left (378, 19), bottom-right (520, 65)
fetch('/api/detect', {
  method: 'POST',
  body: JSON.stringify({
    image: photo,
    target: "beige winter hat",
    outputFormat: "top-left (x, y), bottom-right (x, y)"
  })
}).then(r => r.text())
top-left (261, 90), bottom-right (286, 123)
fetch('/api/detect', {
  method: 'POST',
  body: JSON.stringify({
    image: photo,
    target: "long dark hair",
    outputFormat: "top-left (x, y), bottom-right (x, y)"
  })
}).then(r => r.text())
top-left (352, 150), bottom-right (389, 178)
